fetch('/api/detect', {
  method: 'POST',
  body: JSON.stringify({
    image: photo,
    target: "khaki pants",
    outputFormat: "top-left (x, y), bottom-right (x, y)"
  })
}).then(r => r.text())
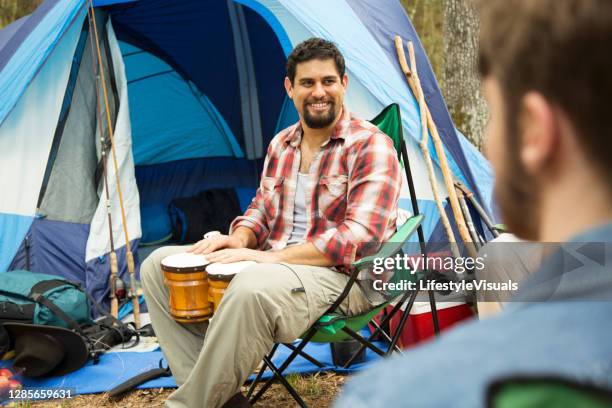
top-left (141, 246), bottom-right (372, 408)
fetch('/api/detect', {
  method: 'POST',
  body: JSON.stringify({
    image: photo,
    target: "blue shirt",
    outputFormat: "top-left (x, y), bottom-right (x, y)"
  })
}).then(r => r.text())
top-left (335, 224), bottom-right (612, 408)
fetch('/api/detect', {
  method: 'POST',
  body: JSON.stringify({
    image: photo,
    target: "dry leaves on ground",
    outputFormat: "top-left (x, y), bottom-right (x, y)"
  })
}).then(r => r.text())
top-left (10, 372), bottom-right (347, 408)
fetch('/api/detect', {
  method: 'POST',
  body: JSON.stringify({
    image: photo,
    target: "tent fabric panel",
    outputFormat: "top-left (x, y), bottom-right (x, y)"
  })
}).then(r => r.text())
top-left (345, 0), bottom-right (485, 203)
top-left (0, 0), bottom-right (85, 125)
top-left (342, 68), bottom-right (386, 122)
top-left (38, 21), bottom-right (100, 224)
top-left (234, 0), bottom-right (297, 56)
top-left (137, 157), bottom-right (261, 206)
top-left (0, 11), bottom-right (86, 217)
top-left (136, 157), bottom-right (261, 243)
top-left (108, 0), bottom-right (244, 148)
top-left (94, 0), bottom-right (137, 6)
top-left (129, 75), bottom-right (242, 165)
top-left (275, 96), bottom-right (299, 134)
top-left (0, 213), bottom-right (33, 272)
top-left (86, 19), bottom-right (141, 262)
top-left (398, 199), bottom-right (441, 243)
top-left (8, 218), bottom-right (89, 285)
top-left (228, 1), bottom-right (263, 159)
top-left (239, 4), bottom-right (291, 157)
top-left (121, 42), bottom-right (243, 165)
top-left (458, 131), bottom-right (496, 217)
top-left (0, 15), bottom-right (29, 51)
top-left (0, 0), bottom-right (57, 69)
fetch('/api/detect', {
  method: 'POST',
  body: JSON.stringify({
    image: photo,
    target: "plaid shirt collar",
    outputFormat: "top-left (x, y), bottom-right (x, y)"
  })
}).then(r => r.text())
top-left (284, 106), bottom-right (351, 148)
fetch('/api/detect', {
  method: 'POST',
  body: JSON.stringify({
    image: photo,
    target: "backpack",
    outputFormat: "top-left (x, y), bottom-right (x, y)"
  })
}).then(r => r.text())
top-left (0, 270), bottom-right (92, 328)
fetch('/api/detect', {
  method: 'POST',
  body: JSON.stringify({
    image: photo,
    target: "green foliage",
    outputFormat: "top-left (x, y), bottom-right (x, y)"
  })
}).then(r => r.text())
top-left (0, 0), bottom-right (43, 29)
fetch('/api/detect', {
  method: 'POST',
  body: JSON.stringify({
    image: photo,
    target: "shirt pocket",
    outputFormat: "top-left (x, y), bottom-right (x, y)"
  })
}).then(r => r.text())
top-left (261, 176), bottom-right (284, 219)
top-left (317, 175), bottom-right (348, 220)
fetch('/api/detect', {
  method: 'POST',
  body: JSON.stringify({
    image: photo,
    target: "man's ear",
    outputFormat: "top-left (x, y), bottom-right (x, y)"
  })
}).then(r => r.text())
top-left (341, 73), bottom-right (349, 90)
top-left (519, 92), bottom-right (559, 174)
top-left (284, 77), bottom-right (293, 99)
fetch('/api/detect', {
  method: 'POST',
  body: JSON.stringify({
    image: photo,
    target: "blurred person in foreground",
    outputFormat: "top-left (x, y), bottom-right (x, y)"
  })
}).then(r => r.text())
top-left (335, 0), bottom-right (612, 406)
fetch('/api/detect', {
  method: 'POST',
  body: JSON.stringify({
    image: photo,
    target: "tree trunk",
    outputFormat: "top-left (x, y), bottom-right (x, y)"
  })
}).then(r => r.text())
top-left (443, 0), bottom-right (488, 150)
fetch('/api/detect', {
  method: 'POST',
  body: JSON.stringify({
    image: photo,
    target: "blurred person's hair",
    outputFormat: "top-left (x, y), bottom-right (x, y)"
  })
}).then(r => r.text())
top-left (479, 0), bottom-right (612, 190)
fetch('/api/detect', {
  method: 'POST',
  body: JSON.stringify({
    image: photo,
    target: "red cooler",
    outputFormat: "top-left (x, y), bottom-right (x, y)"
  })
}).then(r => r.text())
top-left (379, 301), bottom-right (474, 349)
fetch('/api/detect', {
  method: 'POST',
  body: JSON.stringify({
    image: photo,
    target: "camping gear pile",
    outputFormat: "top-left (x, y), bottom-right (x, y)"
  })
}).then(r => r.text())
top-left (0, 270), bottom-right (136, 378)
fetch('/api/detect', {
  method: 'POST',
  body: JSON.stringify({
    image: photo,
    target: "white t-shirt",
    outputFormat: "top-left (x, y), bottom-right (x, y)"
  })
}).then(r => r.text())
top-left (287, 172), bottom-right (309, 245)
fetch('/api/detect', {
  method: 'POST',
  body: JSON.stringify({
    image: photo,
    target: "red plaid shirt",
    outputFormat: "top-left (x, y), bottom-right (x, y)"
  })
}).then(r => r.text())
top-left (230, 108), bottom-right (401, 270)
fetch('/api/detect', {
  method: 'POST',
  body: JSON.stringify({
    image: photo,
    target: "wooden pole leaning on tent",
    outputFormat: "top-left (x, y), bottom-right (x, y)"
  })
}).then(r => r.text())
top-left (393, 36), bottom-right (460, 259)
top-left (87, 7), bottom-right (119, 317)
top-left (394, 36), bottom-right (478, 259)
top-left (89, 3), bottom-right (141, 328)
top-left (395, 36), bottom-right (460, 257)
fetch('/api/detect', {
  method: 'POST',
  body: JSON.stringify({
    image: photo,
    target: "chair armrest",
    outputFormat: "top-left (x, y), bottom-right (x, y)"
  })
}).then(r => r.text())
top-left (352, 214), bottom-right (424, 271)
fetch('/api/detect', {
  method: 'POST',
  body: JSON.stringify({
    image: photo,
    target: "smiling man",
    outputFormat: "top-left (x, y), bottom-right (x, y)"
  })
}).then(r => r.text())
top-left (335, 1), bottom-right (612, 407)
top-left (141, 38), bottom-right (401, 408)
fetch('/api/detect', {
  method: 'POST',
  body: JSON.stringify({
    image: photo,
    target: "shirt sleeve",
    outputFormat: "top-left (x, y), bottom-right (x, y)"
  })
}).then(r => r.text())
top-left (229, 146), bottom-right (273, 248)
top-left (311, 132), bottom-right (402, 267)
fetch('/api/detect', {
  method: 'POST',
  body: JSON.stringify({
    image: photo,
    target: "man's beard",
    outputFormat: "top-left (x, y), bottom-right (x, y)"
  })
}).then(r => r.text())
top-left (303, 101), bottom-right (337, 129)
top-left (495, 121), bottom-right (541, 241)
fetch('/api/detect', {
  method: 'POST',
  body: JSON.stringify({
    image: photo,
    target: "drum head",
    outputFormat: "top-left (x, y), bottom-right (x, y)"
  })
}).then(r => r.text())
top-left (161, 252), bottom-right (210, 273)
top-left (206, 261), bottom-right (256, 280)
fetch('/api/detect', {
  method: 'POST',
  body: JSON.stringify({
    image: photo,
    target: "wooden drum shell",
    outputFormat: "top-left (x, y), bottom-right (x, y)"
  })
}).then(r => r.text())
top-left (162, 263), bottom-right (213, 323)
top-left (207, 273), bottom-right (235, 312)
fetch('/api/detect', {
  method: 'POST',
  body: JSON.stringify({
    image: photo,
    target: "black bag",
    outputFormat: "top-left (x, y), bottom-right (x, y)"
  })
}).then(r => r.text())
top-left (169, 188), bottom-right (242, 244)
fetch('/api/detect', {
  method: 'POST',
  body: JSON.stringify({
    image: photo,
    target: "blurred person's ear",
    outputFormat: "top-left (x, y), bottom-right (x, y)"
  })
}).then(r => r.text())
top-left (519, 92), bottom-right (559, 175)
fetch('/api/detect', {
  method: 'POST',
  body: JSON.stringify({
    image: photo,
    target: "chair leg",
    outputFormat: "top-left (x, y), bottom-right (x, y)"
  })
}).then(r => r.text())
top-left (262, 356), bottom-right (308, 408)
top-left (369, 320), bottom-right (402, 352)
top-left (247, 343), bottom-right (279, 398)
top-left (386, 286), bottom-right (419, 355)
top-left (341, 326), bottom-right (386, 356)
top-left (282, 343), bottom-right (325, 368)
top-left (250, 328), bottom-right (318, 404)
top-left (343, 289), bottom-right (417, 368)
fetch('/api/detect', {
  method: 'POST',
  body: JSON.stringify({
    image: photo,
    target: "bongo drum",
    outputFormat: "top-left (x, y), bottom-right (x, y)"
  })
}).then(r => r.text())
top-left (206, 261), bottom-right (256, 311)
top-left (161, 253), bottom-right (213, 323)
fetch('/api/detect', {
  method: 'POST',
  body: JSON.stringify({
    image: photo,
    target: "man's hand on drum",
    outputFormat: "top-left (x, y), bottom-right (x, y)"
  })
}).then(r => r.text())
top-left (204, 248), bottom-right (279, 264)
top-left (187, 234), bottom-right (245, 255)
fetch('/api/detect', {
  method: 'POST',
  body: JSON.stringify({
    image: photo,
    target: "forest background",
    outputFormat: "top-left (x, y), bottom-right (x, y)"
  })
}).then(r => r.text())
top-left (0, 0), bottom-right (487, 149)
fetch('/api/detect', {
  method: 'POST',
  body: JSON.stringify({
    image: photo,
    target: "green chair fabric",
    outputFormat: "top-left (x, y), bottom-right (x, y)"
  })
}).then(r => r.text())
top-left (308, 214), bottom-right (423, 343)
top-left (370, 103), bottom-right (404, 161)
top-left (488, 377), bottom-right (612, 408)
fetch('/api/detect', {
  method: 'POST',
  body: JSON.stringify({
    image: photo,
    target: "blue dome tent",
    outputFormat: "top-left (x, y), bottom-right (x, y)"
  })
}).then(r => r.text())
top-left (0, 0), bottom-right (495, 306)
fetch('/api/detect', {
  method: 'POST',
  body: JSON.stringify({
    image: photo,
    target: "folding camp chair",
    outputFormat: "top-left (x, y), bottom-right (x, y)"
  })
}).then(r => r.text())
top-left (247, 104), bottom-right (438, 407)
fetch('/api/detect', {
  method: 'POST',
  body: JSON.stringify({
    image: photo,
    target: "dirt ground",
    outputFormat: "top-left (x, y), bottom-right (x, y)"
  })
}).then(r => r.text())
top-left (8, 372), bottom-right (346, 408)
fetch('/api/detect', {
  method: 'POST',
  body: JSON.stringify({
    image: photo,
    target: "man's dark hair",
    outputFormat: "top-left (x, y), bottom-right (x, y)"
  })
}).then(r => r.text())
top-left (479, 0), bottom-right (612, 188)
top-left (286, 38), bottom-right (345, 84)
